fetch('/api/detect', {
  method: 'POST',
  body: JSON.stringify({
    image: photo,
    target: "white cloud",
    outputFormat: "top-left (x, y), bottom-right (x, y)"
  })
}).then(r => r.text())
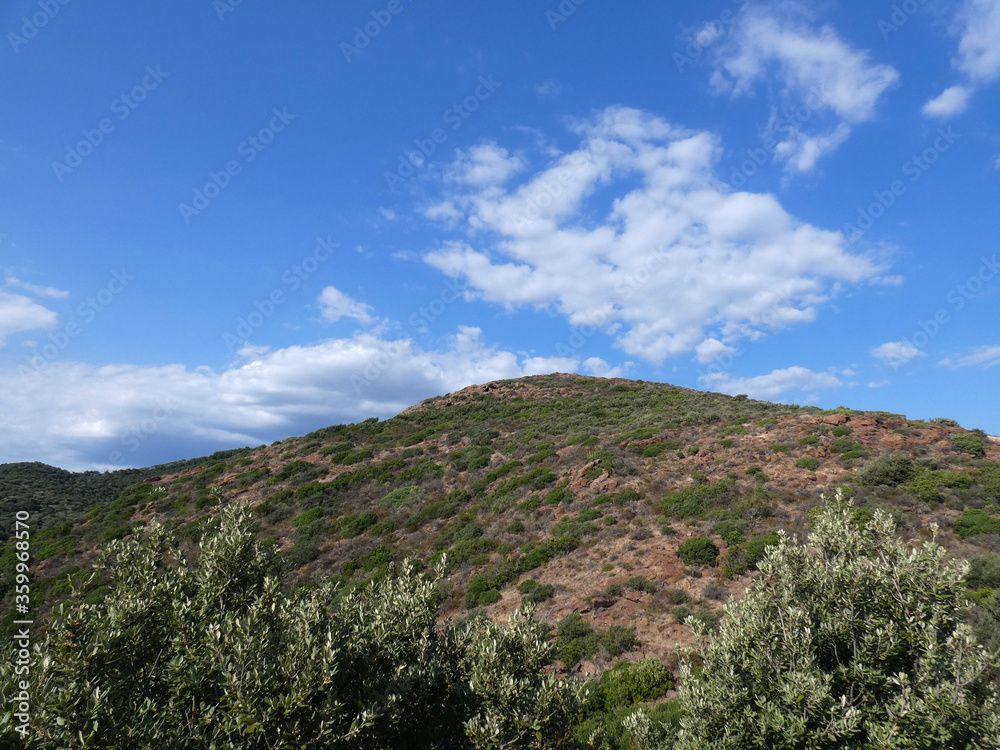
top-left (378, 207), bottom-right (397, 221)
top-left (695, 338), bottom-right (738, 364)
top-left (925, 0), bottom-right (1000, 117)
top-left (5, 276), bottom-right (69, 299)
top-left (871, 341), bottom-right (924, 366)
top-left (868, 380), bottom-right (890, 388)
top-left (0, 292), bottom-right (59, 346)
top-left (0, 327), bottom-right (608, 470)
top-left (317, 286), bottom-right (374, 324)
top-left (711, 7), bottom-right (898, 171)
top-left (445, 142), bottom-right (525, 187)
top-left (954, 0), bottom-right (1000, 82)
top-left (535, 80), bottom-right (561, 98)
top-left (940, 344), bottom-right (1000, 368)
top-left (422, 106), bottom-right (882, 364)
top-left (701, 366), bottom-right (842, 399)
top-left (583, 357), bottom-right (630, 378)
top-left (922, 85), bottom-right (973, 118)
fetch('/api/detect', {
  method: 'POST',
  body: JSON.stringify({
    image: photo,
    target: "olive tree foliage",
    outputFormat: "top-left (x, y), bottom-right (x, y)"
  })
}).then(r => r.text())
top-left (0, 504), bottom-right (582, 749)
top-left (667, 490), bottom-right (1000, 750)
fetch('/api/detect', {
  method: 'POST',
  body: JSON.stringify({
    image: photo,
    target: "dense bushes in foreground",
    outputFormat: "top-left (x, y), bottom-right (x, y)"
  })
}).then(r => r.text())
top-left (0, 505), bottom-right (582, 749)
top-left (4, 494), bottom-right (999, 749)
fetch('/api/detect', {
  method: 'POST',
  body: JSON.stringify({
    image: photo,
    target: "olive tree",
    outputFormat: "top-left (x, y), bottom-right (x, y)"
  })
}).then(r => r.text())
top-left (673, 490), bottom-right (1000, 749)
top-left (1, 504), bottom-right (582, 749)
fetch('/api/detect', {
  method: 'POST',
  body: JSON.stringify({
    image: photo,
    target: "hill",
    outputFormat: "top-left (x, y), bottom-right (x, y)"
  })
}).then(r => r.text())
top-left (3, 373), bottom-right (999, 681)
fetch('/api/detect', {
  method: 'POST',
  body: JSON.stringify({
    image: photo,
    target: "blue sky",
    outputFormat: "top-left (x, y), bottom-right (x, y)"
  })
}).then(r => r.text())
top-left (1, 0), bottom-right (998, 470)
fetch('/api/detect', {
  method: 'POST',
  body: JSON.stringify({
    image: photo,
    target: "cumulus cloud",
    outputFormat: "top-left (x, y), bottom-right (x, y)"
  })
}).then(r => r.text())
top-left (445, 142), bottom-right (526, 187)
top-left (0, 327), bottom-right (617, 470)
top-left (0, 292), bottom-right (59, 346)
top-left (695, 338), bottom-right (738, 364)
top-left (700, 366), bottom-right (842, 399)
top-left (317, 286), bottom-right (374, 324)
top-left (871, 341), bottom-right (924, 366)
top-left (709, 6), bottom-right (898, 171)
top-left (922, 85), bottom-right (973, 118)
top-left (422, 106), bottom-right (881, 363)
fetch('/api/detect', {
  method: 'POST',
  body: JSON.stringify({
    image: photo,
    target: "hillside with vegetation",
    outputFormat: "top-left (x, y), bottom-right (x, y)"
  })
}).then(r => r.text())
top-left (3, 373), bottom-right (1000, 747)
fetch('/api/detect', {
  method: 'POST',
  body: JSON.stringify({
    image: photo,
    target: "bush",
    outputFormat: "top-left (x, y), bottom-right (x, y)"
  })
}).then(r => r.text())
top-left (677, 537), bottom-right (720, 567)
top-left (967, 553), bottom-right (1000, 590)
top-left (799, 435), bottom-right (819, 445)
top-left (626, 575), bottom-right (657, 594)
top-left (795, 456), bottom-right (820, 471)
top-left (523, 583), bottom-right (554, 605)
top-left (955, 509), bottom-right (1000, 539)
top-left (853, 453), bottom-right (916, 487)
top-left (675, 490), bottom-right (1000, 749)
top-left (4, 505), bottom-right (585, 749)
top-left (952, 433), bottom-right (987, 458)
top-left (599, 658), bottom-right (674, 710)
top-left (768, 443), bottom-right (790, 453)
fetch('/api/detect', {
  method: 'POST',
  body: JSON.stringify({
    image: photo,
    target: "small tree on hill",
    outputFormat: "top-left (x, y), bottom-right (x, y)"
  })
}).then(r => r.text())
top-left (674, 489), bottom-right (1000, 750)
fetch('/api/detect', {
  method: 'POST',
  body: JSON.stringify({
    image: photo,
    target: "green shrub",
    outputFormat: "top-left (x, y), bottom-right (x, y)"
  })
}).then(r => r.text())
top-left (291, 507), bottom-right (323, 527)
top-left (711, 518), bottom-right (746, 546)
top-left (675, 491), bottom-right (1000, 749)
top-left (523, 583), bottom-right (554, 605)
top-left (660, 480), bottom-right (732, 520)
top-left (966, 553), bottom-right (1000, 590)
top-left (799, 435), bottom-right (819, 445)
top-left (626, 575), bottom-right (657, 594)
top-left (339, 511), bottom-right (378, 537)
top-left (952, 433), bottom-right (987, 458)
top-left (6, 506), bottom-right (584, 749)
top-left (851, 453), bottom-right (915, 487)
top-left (506, 520), bottom-right (525, 534)
top-left (768, 443), bottom-right (790, 453)
top-left (677, 537), bottom-right (720, 566)
top-left (795, 456), bottom-right (820, 471)
top-left (718, 439), bottom-right (735, 449)
top-left (954, 509), bottom-right (1000, 539)
top-left (599, 658), bottom-right (674, 710)
top-left (830, 425), bottom-right (853, 437)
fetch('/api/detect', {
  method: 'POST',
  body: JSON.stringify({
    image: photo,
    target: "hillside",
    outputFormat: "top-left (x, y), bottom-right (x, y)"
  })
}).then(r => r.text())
top-left (3, 373), bottom-right (1000, 680)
